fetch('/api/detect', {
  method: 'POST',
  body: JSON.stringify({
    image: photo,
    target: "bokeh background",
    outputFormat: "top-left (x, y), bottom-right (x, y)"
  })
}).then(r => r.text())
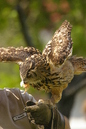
top-left (0, 0), bottom-right (86, 128)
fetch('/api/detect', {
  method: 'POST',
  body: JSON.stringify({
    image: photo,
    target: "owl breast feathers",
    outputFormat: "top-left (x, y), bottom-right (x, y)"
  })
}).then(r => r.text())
top-left (0, 20), bottom-right (86, 103)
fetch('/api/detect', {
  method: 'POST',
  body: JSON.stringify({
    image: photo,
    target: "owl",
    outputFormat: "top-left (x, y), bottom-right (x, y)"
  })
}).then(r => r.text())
top-left (0, 20), bottom-right (86, 103)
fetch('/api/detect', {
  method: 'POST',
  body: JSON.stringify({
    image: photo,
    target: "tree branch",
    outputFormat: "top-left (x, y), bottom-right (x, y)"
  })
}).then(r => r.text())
top-left (16, 4), bottom-right (35, 47)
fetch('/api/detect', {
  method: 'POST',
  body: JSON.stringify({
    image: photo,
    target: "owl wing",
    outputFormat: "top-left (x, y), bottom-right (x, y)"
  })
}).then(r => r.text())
top-left (42, 20), bottom-right (73, 66)
top-left (0, 46), bottom-right (41, 63)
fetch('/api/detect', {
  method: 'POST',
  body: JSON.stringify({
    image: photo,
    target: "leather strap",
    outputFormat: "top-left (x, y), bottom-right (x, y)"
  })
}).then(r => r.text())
top-left (53, 108), bottom-right (65, 129)
top-left (44, 107), bottom-right (65, 129)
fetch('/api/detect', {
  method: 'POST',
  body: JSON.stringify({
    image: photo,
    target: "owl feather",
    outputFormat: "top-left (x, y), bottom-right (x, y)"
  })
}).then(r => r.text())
top-left (42, 20), bottom-right (73, 66)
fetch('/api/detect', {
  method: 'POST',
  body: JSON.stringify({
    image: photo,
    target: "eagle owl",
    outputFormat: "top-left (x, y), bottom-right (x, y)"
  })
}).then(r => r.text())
top-left (0, 20), bottom-right (86, 103)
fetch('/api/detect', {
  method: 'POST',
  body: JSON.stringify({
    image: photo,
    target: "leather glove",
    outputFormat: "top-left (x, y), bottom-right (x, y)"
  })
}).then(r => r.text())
top-left (24, 100), bottom-right (52, 127)
top-left (24, 100), bottom-right (65, 129)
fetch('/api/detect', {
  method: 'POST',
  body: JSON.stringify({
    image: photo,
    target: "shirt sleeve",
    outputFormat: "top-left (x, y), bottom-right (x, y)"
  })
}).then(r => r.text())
top-left (0, 88), bottom-right (37, 129)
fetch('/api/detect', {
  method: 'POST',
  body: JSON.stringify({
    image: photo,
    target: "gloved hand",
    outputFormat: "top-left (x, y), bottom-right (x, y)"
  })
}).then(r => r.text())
top-left (24, 100), bottom-right (52, 126)
top-left (24, 100), bottom-right (65, 129)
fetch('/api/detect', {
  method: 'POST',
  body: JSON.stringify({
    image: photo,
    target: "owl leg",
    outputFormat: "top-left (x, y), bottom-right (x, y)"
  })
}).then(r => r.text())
top-left (51, 93), bottom-right (62, 104)
top-left (51, 87), bottom-right (64, 104)
top-left (51, 84), bottom-right (68, 104)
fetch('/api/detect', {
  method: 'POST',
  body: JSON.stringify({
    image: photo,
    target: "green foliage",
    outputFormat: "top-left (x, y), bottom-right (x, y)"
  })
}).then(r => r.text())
top-left (0, 63), bottom-right (20, 88)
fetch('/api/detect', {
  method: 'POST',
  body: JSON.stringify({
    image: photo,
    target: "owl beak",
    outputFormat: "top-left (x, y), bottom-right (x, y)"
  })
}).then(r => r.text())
top-left (20, 80), bottom-right (27, 88)
top-left (20, 80), bottom-right (29, 92)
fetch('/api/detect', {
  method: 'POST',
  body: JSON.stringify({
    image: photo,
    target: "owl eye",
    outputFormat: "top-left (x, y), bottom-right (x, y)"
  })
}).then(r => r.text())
top-left (27, 72), bottom-right (31, 78)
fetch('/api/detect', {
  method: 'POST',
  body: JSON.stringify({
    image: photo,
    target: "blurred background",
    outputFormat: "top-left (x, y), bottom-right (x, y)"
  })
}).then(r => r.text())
top-left (0, 0), bottom-right (86, 129)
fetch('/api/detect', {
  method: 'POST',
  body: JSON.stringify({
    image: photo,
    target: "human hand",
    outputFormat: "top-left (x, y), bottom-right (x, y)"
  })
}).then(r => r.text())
top-left (24, 100), bottom-right (52, 126)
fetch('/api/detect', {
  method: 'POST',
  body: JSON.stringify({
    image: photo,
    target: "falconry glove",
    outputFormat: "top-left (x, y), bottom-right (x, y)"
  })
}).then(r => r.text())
top-left (51, 107), bottom-right (65, 129)
top-left (24, 100), bottom-right (65, 129)
top-left (24, 100), bottom-right (52, 127)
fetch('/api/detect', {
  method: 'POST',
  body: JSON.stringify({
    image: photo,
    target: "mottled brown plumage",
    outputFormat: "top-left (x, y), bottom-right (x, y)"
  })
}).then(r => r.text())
top-left (0, 20), bottom-right (86, 103)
